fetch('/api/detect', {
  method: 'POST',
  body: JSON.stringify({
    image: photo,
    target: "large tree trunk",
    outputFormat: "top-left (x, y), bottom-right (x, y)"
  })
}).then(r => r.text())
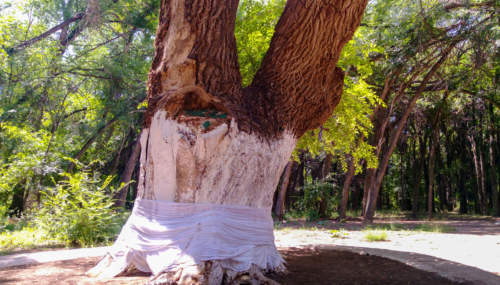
top-left (90, 0), bottom-right (367, 284)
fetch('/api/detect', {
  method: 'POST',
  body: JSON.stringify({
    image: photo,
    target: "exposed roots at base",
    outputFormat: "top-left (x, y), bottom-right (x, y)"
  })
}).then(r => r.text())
top-left (146, 262), bottom-right (284, 285)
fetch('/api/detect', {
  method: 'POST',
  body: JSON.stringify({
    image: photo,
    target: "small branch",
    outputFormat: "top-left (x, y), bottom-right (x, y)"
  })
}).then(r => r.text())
top-left (64, 108), bottom-right (88, 119)
top-left (11, 13), bottom-right (84, 52)
top-left (67, 117), bottom-right (118, 172)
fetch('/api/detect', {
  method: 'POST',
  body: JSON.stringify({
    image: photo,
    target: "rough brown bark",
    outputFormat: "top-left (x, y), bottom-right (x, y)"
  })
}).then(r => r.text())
top-left (144, 0), bottom-right (241, 129)
top-left (144, 0), bottom-right (367, 139)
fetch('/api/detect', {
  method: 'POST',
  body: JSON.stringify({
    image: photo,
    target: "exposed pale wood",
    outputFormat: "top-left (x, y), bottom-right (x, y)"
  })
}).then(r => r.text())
top-left (138, 112), bottom-right (296, 208)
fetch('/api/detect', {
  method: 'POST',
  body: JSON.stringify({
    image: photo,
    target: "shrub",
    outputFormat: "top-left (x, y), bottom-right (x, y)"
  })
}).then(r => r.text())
top-left (34, 169), bottom-right (120, 247)
top-left (363, 230), bottom-right (388, 242)
top-left (295, 178), bottom-right (339, 221)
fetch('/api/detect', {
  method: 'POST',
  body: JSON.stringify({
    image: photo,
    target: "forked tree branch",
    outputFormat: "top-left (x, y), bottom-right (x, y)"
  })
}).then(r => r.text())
top-left (244, 0), bottom-right (368, 137)
top-left (145, 0), bottom-right (369, 139)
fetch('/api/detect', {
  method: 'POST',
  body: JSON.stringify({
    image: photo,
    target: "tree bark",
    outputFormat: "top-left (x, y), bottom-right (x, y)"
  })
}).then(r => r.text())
top-left (468, 134), bottom-right (487, 214)
top-left (488, 105), bottom-right (499, 216)
top-left (93, 0), bottom-right (369, 283)
top-left (412, 135), bottom-right (425, 218)
top-left (113, 132), bottom-right (142, 208)
top-left (339, 155), bottom-right (355, 219)
top-left (363, 42), bottom-right (456, 222)
top-left (427, 131), bottom-right (438, 219)
top-left (274, 161), bottom-right (294, 220)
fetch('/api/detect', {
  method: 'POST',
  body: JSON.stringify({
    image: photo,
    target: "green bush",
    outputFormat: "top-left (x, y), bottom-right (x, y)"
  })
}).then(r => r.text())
top-left (363, 230), bottom-right (388, 242)
top-left (34, 169), bottom-right (120, 247)
top-left (295, 178), bottom-right (339, 221)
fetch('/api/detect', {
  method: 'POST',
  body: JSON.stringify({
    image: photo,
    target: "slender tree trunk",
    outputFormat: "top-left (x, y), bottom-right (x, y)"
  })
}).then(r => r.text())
top-left (364, 45), bottom-right (455, 222)
top-left (468, 134), bottom-right (486, 214)
top-left (91, 0), bottom-right (368, 283)
top-left (113, 132), bottom-right (142, 208)
top-left (412, 135), bottom-right (425, 218)
top-left (274, 161), bottom-right (293, 220)
top-left (339, 155), bottom-right (355, 219)
top-left (316, 154), bottom-right (333, 218)
top-left (488, 105), bottom-right (499, 216)
top-left (436, 148), bottom-right (447, 211)
top-left (427, 126), bottom-right (440, 219)
top-left (285, 161), bottom-right (299, 209)
top-left (443, 132), bottom-right (454, 211)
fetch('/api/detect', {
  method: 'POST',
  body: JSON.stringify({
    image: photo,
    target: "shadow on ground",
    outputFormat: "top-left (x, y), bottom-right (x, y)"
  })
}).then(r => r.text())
top-left (325, 245), bottom-right (500, 285)
top-left (1, 247), bottom-right (495, 285)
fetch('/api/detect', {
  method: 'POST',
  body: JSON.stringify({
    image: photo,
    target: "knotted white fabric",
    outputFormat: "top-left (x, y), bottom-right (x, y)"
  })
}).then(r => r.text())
top-left (89, 199), bottom-right (284, 278)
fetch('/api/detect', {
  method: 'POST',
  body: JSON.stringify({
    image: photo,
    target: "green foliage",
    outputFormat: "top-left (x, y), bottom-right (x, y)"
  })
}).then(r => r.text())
top-left (364, 223), bottom-right (456, 233)
top-left (295, 178), bottom-right (339, 221)
top-left (235, 0), bottom-right (285, 86)
top-left (295, 21), bottom-right (385, 173)
top-left (34, 167), bottom-right (120, 247)
top-left (0, 0), bottom-right (155, 216)
top-left (330, 228), bottom-right (349, 239)
top-left (0, 227), bottom-right (63, 254)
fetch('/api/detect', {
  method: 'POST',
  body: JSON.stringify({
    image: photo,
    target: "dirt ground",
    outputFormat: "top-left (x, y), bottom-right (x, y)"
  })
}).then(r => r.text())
top-left (1, 217), bottom-right (497, 284)
top-left (0, 247), bottom-right (472, 285)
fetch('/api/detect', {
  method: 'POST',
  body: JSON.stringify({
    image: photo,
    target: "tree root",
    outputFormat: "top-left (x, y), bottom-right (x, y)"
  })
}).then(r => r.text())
top-left (146, 262), bottom-right (284, 285)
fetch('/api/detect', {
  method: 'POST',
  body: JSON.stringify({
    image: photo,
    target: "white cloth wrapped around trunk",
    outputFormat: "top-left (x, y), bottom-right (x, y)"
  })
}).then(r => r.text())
top-left (89, 199), bottom-right (284, 278)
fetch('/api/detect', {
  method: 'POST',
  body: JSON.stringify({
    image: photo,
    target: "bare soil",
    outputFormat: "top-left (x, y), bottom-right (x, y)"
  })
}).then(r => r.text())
top-left (0, 248), bottom-right (470, 285)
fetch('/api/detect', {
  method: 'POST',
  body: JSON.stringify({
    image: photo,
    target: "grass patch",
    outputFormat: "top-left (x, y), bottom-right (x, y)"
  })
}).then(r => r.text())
top-left (412, 223), bottom-right (456, 233)
top-left (363, 230), bottom-right (388, 242)
top-left (330, 228), bottom-right (349, 238)
top-left (364, 223), bottom-right (456, 233)
top-left (0, 228), bottom-right (64, 255)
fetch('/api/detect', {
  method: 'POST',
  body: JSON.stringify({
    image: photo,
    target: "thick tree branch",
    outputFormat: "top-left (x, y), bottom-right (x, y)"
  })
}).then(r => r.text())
top-left (145, 0), bottom-right (241, 127)
top-left (246, 0), bottom-right (368, 137)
